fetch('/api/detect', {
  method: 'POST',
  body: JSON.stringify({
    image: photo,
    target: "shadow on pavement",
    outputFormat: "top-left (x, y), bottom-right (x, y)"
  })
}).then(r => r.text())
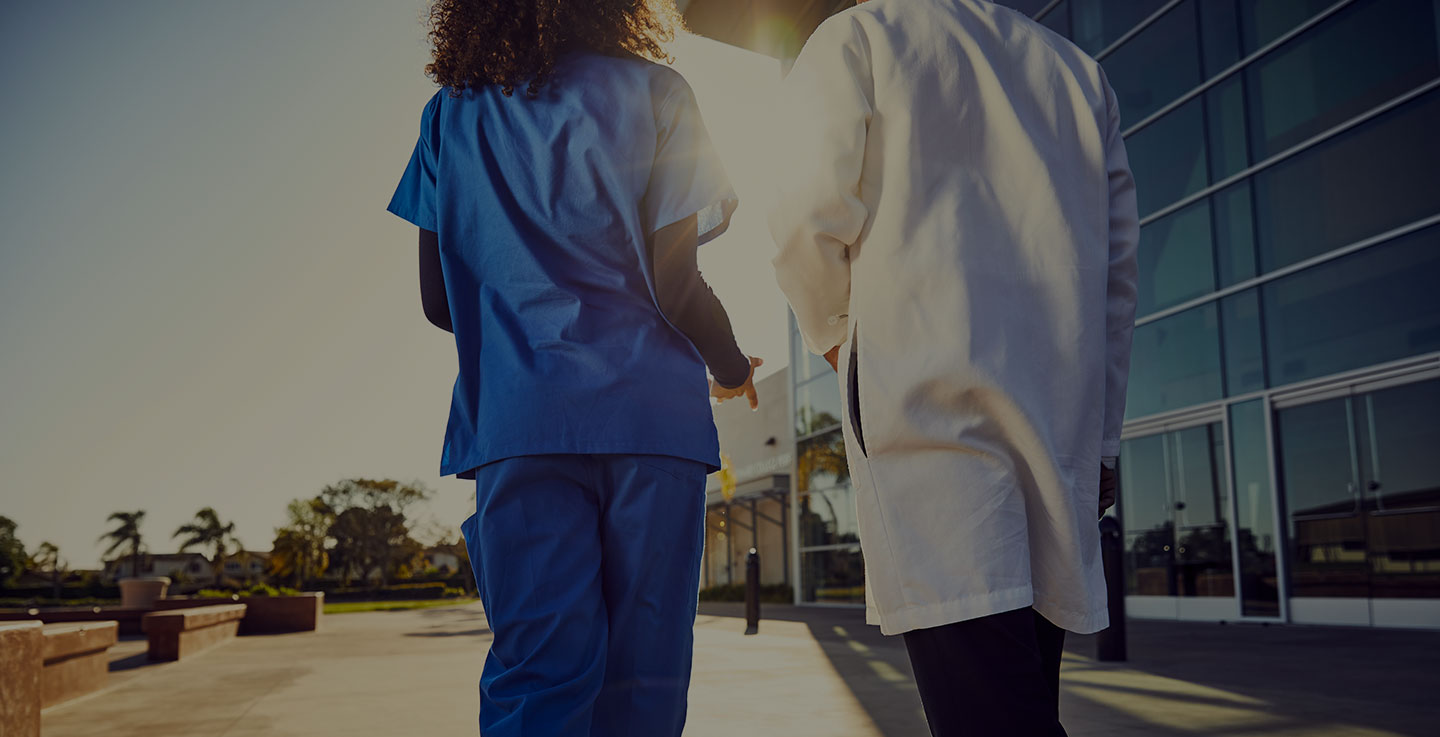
top-left (699, 602), bottom-right (929, 736)
top-left (107, 635), bottom-right (155, 673)
top-left (1061, 621), bottom-right (1440, 737)
top-left (404, 602), bottom-right (493, 640)
top-left (699, 603), bottom-right (1440, 737)
top-left (404, 627), bottom-right (492, 638)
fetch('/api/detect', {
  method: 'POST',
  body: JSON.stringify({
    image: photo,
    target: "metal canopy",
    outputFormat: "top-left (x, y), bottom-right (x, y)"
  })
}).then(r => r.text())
top-left (679, 0), bottom-right (855, 59)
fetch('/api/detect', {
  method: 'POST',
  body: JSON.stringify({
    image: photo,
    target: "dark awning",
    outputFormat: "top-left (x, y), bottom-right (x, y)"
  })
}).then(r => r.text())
top-left (680, 0), bottom-right (1055, 58)
top-left (679, 0), bottom-right (855, 59)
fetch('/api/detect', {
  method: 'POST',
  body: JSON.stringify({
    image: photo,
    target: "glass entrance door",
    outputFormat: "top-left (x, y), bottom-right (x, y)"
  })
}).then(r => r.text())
top-left (1276, 379), bottom-right (1440, 600)
top-left (1120, 423), bottom-right (1235, 602)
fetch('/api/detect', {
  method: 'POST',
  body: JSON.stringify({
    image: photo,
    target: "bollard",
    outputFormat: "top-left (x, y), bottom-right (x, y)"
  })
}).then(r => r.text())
top-left (744, 548), bottom-right (760, 635)
top-left (1097, 515), bottom-right (1127, 661)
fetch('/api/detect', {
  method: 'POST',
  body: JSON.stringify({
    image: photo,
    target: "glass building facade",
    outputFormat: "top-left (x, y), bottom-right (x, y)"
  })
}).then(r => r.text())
top-left (786, 0), bottom-right (1440, 627)
top-left (789, 320), bottom-right (865, 604)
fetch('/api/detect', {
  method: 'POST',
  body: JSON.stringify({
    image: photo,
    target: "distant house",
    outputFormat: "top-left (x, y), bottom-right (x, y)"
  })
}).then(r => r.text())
top-left (105, 550), bottom-right (270, 585)
top-left (423, 547), bottom-right (460, 575)
top-left (225, 550), bottom-right (270, 580)
top-left (106, 553), bottom-right (211, 582)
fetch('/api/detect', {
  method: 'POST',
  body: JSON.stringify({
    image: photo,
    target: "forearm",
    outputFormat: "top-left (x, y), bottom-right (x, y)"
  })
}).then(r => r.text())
top-left (418, 228), bottom-right (453, 333)
top-left (649, 217), bottom-right (750, 388)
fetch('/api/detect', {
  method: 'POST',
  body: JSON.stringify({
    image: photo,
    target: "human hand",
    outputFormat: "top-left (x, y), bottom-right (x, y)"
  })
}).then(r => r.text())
top-left (1098, 464), bottom-right (1117, 519)
top-left (711, 357), bottom-right (764, 410)
top-left (823, 345), bottom-right (840, 373)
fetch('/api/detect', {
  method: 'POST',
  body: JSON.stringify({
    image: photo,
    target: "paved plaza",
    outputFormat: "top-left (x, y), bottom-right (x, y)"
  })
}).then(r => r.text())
top-left (40, 602), bottom-right (1440, 737)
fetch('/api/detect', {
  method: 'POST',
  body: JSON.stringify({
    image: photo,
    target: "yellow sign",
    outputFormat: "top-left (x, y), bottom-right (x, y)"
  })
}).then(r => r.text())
top-left (718, 453), bottom-right (736, 501)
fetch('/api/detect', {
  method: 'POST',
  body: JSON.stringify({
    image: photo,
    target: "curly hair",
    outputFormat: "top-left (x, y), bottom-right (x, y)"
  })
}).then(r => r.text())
top-left (424, 0), bottom-right (685, 97)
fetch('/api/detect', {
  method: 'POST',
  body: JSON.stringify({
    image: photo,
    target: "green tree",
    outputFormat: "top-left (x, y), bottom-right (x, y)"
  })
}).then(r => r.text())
top-left (31, 541), bottom-right (65, 599)
top-left (0, 516), bottom-right (27, 587)
top-left (100, 511), bottom-right (146, 580)
top-left (321, 479), bottom-right (430, 586)
top-left (269, 497), bottom-right (332, 589)
top-left (174, 508), bottom-right (241, 588)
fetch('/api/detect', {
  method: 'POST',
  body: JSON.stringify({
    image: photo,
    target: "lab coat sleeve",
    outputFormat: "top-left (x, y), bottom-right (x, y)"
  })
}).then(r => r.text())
top-left (768, 14), bottom-right (874, 356)
top-left (1100, 75), bottom-right (1139, 458)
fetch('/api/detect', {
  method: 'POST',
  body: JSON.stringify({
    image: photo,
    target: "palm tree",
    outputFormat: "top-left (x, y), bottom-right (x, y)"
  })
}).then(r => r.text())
top-left (174, 508), bottom-right (241, 588)
top-left (32, 542), bottom-right (63, 599)
top-left (100, 511), bottom-right (146, 580)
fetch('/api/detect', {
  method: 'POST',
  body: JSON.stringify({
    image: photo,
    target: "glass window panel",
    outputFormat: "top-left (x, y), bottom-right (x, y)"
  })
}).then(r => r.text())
top-left (1262, 224), bottom-right (1440, 387)
top-left (1364, 380), bottom-right (1440, 509)
top-left (1199, 0), bottom-right (1242, 78)
top-left (705, 508), bottom-right (736, 585)
top-left (1276, 397), bottom-right (1369, 597)
top-left (1362, 380), bottom-right (1440, 598)
top-left (790, 316), bottom-right (833, 384)
top-left (1000, 0), bottom-right (1054, 17)
top-left (1126, 303), bottom-right (1223, 419)
top-left (1103, 3), bottom-right (1201, 125)
top-left (1213, 181), bottom-right (1257, 286)
top-left (796, 428), bottom-right (848, 493)
top-left (1121, 434), bottom-right (1171, 534)
top-left (797, 484), bottom-right (860, 548)
top-left (1253, 89), bottom-right (1440, 274)
top-left (1127, 98), bottom-right (1208, 217)
top-left (1206, 75), bottom-right (1249, 180)
top-left (1039, 0), bottom-right (1071, 37)
top-left (1120, 434), bottom-right (1174, 596)
top-left (1277, 398), bottom-right (1358, 518)
top-left (1367, 508), bottom-right (1440, 598)
top-left (1221, 288), bottom-right (1265, 396)
top-left (1137, 200), bottom-right (1215, 316)
top-left (800, 547), bottom-right (865, 604)
top-left (1072, 0), bottom-right (1171, 55)
top-left (1239, 0), bottom-right (1343, 54)
top-left (1244, 0), bottom-right (1440, 159)
top-left (1229, 400), bottom-right (1281, 616)
top-left (795, 375), bottom-right (842, 437)
top-left (1172, 425), bottom-right (1234, 597)
top-left (1172, 425), bottom-right (1226, 528)
top-left (1125, 531), bottom-right (1177, 595)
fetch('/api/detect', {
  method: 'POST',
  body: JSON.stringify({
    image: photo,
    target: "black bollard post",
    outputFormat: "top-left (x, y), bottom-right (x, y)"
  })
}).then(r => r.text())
top-left (1097, 515), bottom-right (1127, 661)
top-left (744, 547), bottom-right (760, 635)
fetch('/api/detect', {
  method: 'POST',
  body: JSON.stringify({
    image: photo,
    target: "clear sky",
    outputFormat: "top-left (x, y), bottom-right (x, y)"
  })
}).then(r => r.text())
top-left (0, 1), bottom-right (791, 568)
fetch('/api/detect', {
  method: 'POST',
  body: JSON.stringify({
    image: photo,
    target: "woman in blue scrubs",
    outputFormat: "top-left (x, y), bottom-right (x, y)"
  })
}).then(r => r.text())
top-left (386, 2), bottom-right (759, 735)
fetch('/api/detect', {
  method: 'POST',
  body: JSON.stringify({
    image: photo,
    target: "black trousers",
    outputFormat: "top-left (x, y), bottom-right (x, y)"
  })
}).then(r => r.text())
top-left (902, 607), bottom-right (1068, 737)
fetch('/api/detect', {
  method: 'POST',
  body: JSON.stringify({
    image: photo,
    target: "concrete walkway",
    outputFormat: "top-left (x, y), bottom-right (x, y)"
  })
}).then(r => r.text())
top-left (40, 602), bottom-right (1440, 737)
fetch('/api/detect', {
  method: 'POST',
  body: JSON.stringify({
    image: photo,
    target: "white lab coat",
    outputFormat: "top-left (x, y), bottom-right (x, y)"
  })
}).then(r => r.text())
top-left (768, 0), bottom-right (1138, 636)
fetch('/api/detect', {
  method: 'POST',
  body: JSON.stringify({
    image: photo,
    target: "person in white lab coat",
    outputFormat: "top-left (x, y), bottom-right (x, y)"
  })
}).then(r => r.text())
top-left (766, 0), bottom-right (1138, 733)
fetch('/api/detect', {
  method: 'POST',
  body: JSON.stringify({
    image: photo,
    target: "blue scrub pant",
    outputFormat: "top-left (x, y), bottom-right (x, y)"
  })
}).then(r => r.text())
top-left (460, 454), bottom-right (708, 737)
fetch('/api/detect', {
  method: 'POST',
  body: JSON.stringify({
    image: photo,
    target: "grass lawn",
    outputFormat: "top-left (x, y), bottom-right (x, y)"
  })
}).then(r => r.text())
top-left (323, 598), bottom-right (479, 615)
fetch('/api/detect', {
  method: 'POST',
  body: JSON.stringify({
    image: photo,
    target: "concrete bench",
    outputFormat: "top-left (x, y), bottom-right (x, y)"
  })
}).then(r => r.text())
top-left (238, 593), bottom-right (323, 634)
top-left (142, 604), bottom-right (246, 662)
top-left (0, 621), bottom-right (43, 737)
top-left (41, 621), bottom-right (119, 708)
top-left (151, 593), bottom-right (324, 634)
top-left (0, 606), bottom-right (147, 635)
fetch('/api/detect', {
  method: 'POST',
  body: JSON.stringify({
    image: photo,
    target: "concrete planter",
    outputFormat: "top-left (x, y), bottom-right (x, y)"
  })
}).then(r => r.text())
top-left (118, 578), bottom-right (170, 608)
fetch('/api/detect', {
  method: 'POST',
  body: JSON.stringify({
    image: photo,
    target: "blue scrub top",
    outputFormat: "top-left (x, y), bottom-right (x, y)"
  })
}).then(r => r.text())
top-left (387, 52), bottom-right (737, 477)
